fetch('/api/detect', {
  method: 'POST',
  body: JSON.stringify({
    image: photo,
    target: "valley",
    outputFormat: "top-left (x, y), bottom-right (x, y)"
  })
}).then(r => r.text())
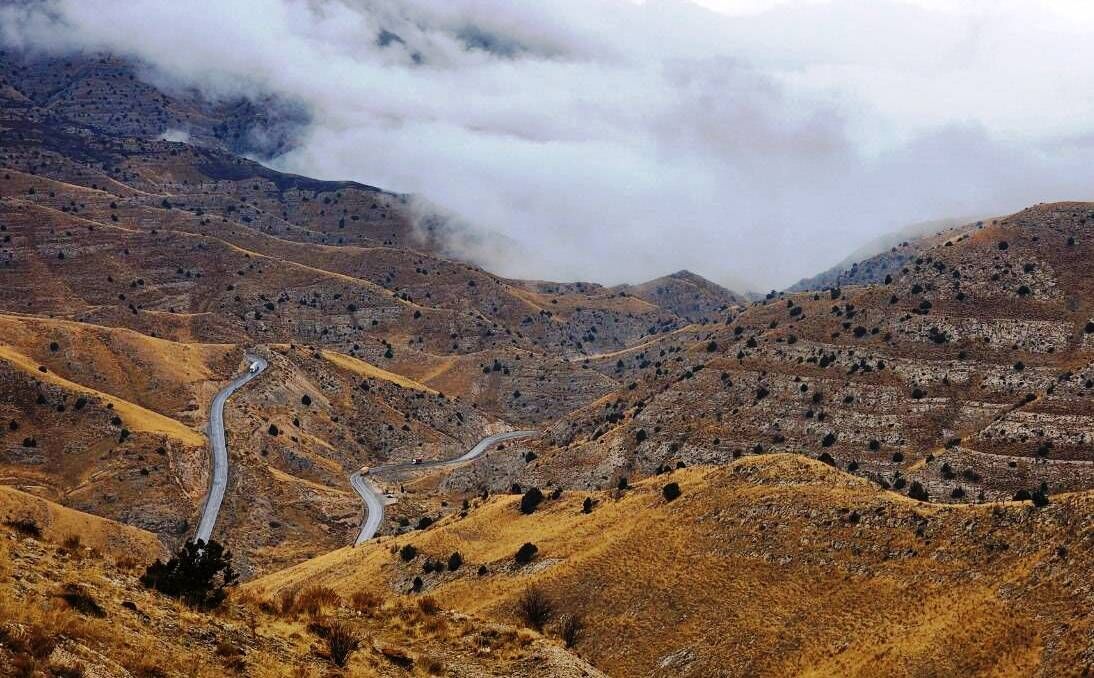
top-left (0, 48), bottom-right (1091, 677)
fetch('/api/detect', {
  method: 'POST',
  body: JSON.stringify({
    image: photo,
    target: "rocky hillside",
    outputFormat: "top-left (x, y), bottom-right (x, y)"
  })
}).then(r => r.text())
top-left (519, 204), bottom-right (1094, 508)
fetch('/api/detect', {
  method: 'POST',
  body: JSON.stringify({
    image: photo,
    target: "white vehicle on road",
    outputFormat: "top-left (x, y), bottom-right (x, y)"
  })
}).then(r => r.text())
top-left (248, 360), bottom-right (261, 374)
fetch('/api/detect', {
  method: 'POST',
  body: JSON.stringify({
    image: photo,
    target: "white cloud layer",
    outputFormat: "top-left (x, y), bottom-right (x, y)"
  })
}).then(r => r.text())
top-left (5, 0), bottom-right (1094, 289)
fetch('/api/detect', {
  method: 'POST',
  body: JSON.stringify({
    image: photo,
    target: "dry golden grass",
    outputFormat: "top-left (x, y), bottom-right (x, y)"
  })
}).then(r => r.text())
top-left (250, 454), bottom-right (1093, 677)
top-left (0, 504), bottom-right (598, 677)
top-left (320, 349), bottom-right (439, 394)
top-left (0, 313), bottom-right (233, 400)
top-left (0, 343), bottom-right (205, 446)
top-left (0, 485), bottom-right (163, 561)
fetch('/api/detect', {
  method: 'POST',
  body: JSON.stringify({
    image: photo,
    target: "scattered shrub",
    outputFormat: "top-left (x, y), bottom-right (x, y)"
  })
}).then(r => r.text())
top-left (662, 482), bottom-right (682, 502)
top-left (1032, 482), bottom-right (1051, 508)
top-left (582, 497), bottom-right (593, 514)
top-left (519, 487), bottom-right (544, 515)
top-left (140, 539), bottom-right (237, 610)
top-left (514, 542), bottom-right (538, 565)
top-left (399, 544), bottom-right (418, 562)
top-left (908, 481), bottom-right (929, 502)
top-left (447, 551), bottom-right (463, 571)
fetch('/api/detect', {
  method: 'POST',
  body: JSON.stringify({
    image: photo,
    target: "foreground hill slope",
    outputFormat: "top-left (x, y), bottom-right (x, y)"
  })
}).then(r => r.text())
top-left (0, 495), bottom-right (600, 677)
top-left (250, 455), bottom-right (1093, 677)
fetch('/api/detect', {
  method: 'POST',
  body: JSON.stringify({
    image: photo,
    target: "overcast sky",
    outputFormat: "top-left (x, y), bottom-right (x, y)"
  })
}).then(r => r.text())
top-left (5, 0), bottom-right (1094, 290)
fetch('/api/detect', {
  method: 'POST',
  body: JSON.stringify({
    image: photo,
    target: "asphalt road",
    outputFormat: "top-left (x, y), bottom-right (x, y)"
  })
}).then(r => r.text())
top-left (349, 429), bottom-right (539, 546)
top-left (193, 355), bottom-right (267, 544)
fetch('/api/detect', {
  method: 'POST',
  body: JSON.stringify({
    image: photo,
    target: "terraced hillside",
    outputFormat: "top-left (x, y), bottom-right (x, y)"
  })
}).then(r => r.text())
top-left (518, 204), bottom-right (1094, 507)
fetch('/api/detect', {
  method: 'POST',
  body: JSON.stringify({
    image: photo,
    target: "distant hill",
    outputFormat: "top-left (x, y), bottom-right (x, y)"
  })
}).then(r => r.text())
top-left (611, 270), bottom-right (746, 323)
top-left (787, 216), bottom-right (981, 291)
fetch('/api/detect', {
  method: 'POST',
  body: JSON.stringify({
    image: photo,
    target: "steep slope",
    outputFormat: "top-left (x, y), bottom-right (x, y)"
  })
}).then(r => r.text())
top-left (249, 455), bottom-right (1093, 677)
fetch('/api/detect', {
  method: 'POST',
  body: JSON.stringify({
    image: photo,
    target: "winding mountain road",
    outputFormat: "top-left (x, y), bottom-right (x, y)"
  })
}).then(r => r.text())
top-left (349, 429), bottom-right (539, 545)
top-left (194, 355), bottom-right (267, 544)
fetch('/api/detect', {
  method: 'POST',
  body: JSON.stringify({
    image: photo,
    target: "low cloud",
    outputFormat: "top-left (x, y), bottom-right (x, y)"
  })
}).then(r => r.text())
top-left (6, 0), bottom-right (1094, 290)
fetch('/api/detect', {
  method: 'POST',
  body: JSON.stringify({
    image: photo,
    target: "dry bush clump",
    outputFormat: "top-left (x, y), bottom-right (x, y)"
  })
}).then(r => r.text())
top-left (323, 621), bottom-right (360, 668)
top-left (114, 555), bottom-right (140, 572)
top-left (128, 661), bottom-right (168, 678)
top-left (59, 534), bottom-right (82, 556)
top-left (48, 662), bottom-right (86, 678)
top-left (418, 596), bottom-right (441, 615)
top-left (279, 588), bottom-right (297, 615)
top-left (58, 584), bottom-right (106, 618)
top-left (350, 590), bottom-right (382, 614)
top-left (421, 655), bottom-right (446, 675)
top-left (292, 585), bottom-right (341, 616)
top-left (559, 613), bottom-right (584, 648)
top-left (5, 518), bottom-right (42, 539)
top-left (396, 600), bottom-right (426, 627)
top-left (215, 636), bottom-right (246, 672)
top-left (516, 587), bottom-right (553, 631)
top-left (1, 622), bottom-right (58, 676)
